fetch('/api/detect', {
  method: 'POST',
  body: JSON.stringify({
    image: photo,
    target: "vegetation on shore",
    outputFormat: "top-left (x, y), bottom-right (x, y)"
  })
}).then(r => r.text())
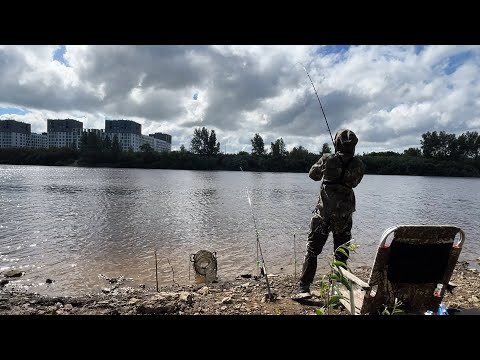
top-left (0, 128), bottom-right (479, 177)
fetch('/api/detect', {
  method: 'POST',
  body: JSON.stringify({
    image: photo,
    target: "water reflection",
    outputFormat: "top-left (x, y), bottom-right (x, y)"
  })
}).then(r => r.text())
top-left (0, 165), bottom-right (479, 297)
top-left (43, 185), bottom-right (84, 194)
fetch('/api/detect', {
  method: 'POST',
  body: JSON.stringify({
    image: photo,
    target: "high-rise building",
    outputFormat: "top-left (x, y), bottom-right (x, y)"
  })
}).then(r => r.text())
top-left (47, 119), bottom-right (83, 148)
top-left (1, 118), bottom-right (172, 153)
top-left (149, 132), bottom-right (172, 152)
top-left (77, 129), bottom-right (106, 149)
top-left (0, 119), bottom-right (31, 148)
top-left (31, 132), bottom-right (48, 149)
top-left (105, 120), bottom-right (142, 152)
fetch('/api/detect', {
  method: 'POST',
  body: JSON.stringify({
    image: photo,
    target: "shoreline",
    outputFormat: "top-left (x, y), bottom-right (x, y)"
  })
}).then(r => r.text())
top-left (1, 262), bottom-right (479, 315)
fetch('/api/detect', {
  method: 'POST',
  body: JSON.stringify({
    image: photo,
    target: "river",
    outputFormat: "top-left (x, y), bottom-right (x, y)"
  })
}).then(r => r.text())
top-left (1, 165), bottom-right (478, 296)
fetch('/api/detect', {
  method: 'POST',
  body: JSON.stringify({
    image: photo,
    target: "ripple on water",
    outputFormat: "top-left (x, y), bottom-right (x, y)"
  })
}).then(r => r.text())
top-left (1, 167), bottom-right (479, 296)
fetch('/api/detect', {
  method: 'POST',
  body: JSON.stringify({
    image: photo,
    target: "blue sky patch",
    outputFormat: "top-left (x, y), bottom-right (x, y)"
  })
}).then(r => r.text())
top-left (444, 51), bottom-right (471, 75)
top-left (414, 45), bottom-right (425, 55)
top-left (0, 106), bottom-right (29, 115)
top-left (317, 45), bottom-right (350, 55)
top-left (53, 45), bottom-right (69, 66)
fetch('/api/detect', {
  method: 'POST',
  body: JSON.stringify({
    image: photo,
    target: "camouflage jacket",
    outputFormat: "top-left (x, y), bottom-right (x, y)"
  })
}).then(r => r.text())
top-left (309, 152), bottom-right (365, 216)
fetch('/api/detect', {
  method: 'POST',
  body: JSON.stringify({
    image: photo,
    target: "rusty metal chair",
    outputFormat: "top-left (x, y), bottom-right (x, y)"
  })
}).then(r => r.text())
top-left (334, 225), bottom-right (465, 315)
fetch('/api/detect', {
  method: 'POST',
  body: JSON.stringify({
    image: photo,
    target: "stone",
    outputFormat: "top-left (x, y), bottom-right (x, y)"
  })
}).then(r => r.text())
top-left (221, 297), bottom-right (233, 304)
top-left (197, 286), bottom-right (209, 295)
top-left (4, 270), bottom-right (23, 278)
top-left (128, 298), bottom-right (141, 305)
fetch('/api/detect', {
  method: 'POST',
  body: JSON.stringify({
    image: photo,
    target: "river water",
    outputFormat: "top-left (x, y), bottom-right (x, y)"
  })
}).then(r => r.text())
top-left (1, 165), bottom-right (478, 296)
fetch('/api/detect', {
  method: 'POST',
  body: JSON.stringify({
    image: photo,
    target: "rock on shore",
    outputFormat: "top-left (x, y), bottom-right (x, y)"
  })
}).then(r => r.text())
top-left (0, 262), bottom-right (479, 315)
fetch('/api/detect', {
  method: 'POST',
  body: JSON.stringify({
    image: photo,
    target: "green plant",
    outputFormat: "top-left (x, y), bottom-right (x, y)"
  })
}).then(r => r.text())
top-left (381, 298), bottom-right (404, 315)
top-left (315, 240), bottom-right (359, 315)
top-left (315, 308), bottom-right (325, 315)
top-left (314, 242), bottom-right (406, 316)
top-left (315, 275), bottom-right (331, 298)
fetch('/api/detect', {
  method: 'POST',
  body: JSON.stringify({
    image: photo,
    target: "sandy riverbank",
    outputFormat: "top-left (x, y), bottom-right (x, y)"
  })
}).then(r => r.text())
top-left (1, 261), bottom-right (479, 315)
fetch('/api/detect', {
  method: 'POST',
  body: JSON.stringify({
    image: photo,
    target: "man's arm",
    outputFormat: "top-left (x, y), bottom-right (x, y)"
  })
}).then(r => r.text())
top-left (309, 154), bottom-right (328, 181)
top-left (350, 158), bottom-right (366, 188)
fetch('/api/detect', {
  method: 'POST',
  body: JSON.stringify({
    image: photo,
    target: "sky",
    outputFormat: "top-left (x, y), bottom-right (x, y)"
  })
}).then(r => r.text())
top-left (0, 45), bottom-right (479, 154)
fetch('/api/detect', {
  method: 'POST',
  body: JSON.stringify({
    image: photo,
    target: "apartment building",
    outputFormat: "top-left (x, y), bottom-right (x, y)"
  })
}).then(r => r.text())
top-left (0, 119), bottom-right (31, 148)
top-left (47, 119), bottom-right (83, 149)
top-left (1, 118), bottom-right (172, 153)
top-left (105, 119), bottom-right (143, 152)
top-left (149, 132), bottom-right (172, 152)
top-left (31, 132), bottom-right (48, 149)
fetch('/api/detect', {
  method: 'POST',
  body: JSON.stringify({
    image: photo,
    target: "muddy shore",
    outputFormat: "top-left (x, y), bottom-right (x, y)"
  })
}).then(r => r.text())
top-left (1, 261), bottom-right (479, 315)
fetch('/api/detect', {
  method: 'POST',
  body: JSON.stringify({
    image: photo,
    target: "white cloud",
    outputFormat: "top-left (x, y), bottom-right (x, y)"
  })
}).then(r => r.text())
top-left (0, 45), bottom-right (479, 153)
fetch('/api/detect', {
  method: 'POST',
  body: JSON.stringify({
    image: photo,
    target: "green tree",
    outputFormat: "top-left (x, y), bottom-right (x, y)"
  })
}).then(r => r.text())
top-left (438, 131), bottom-right (457, 158)
top-left (321, 143), bottom-right (332, 154)
top-left (421, 131), bottom-right (439, 158)
top-left (78, 131), bottom-right (103, 165)
top-left (79, 132), bottom-right (88, 152)
top-left (103, 135), bottom-right (112, 151)
top-left (190, 127), bottom-right (206, 154)
top-left (457, 131), bottom-right (479, 159)
top-left (80, 132), bottom-right (103, 155)
top-left (403, 147), bottom-right (422, 157)
top-left (208, 129), bottom-right (221, 155)
top-left (180, 144), bottom-right (186, 153)
top-left (251, 133), bottom-right (265, 156)
top-left (140, 143), bottom-right (154, 153)
top-left (421, 131), bottom-right (457, 158)
top-left (111, 134), bottom-right (121, 157)
top-left (270, 138), bottom-right (287, 157)
top-left (290, 145), bottom-right (309, 159)
top-left (190, 127), bottom-right (220, 155)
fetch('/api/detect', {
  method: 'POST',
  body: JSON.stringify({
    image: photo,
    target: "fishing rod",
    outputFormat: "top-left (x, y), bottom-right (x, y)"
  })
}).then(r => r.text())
top-left (302, 66), bottom-right (336, 150)
top-left (240, 167), bottom-right (274, 301)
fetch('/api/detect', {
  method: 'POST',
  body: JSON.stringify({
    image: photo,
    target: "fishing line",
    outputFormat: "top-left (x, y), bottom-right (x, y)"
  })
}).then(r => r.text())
top-left (294, 62), bottom-right (336, 150)
top-left (240, 167), bottom-right (274, 301)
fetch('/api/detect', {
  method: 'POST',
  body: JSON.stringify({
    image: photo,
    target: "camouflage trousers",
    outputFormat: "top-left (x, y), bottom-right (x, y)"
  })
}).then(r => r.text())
top-left (299, 211), bottom-right (353, 286)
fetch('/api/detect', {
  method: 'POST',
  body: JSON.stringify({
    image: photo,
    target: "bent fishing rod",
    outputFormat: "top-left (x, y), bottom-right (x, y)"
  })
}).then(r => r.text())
top-left (240, 167), bottom-right (274, 301)
top-left (301, 65), bottom-right (336, 150)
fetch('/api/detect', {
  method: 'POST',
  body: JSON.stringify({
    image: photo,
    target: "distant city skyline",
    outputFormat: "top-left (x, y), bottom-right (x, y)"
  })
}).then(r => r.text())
top-left (0, 45), bottom-right (479, 154)
top-left (0, 118), bottom-right (171, 152)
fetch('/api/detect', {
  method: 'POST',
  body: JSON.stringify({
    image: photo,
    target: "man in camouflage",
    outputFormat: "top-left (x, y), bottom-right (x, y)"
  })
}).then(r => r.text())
top-left (297, 129), bottom-right (365, 295)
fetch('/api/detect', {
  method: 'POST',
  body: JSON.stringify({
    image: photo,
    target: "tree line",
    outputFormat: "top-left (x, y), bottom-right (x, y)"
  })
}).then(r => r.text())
top-left (0, 127), bottom-right (479, 177)
top-left (419, 131), bottom-right (479, 159)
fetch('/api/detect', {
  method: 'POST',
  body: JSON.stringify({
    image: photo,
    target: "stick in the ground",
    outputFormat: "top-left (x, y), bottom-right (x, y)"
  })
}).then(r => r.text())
top-left (294, 232), bottom-right (297, 281)
top-left (166, 257), bottom-right (175, 283)
top-left (154, 250), bottom-right (159, 292)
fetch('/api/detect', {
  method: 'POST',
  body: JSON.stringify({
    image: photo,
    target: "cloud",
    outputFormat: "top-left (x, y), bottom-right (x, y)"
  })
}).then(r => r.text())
top-left (0, 45), bottom-right (479, 153)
